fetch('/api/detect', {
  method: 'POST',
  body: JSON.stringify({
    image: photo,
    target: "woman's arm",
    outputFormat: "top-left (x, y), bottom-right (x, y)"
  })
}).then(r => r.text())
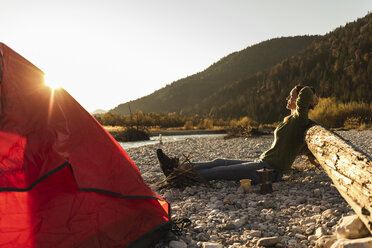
top-left (295, 86), bottom-right (314, 120)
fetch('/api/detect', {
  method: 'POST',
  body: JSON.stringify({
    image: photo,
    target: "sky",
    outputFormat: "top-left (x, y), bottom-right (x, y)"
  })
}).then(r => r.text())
top-left (1, 0), bottom-right (371, 112)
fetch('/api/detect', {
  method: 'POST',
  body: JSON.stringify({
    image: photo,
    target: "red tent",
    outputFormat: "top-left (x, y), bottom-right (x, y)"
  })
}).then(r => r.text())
top-left (0, 43), bottom-right (170, 247)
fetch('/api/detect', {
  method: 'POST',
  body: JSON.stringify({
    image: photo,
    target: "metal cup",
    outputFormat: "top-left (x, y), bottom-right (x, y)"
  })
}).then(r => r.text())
top-left (240, 179), bottom-right (252, 192)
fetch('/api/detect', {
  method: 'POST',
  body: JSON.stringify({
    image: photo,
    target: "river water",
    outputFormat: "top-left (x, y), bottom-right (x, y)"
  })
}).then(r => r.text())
top-left (119, 133), bottom-right (226, 150)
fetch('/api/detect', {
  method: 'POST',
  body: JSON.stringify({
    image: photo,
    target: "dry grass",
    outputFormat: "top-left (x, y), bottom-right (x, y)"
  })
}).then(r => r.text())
top-left (310, 98), bottom-right (372, 129)
top-left (103, 125), bottom-right (125, 132)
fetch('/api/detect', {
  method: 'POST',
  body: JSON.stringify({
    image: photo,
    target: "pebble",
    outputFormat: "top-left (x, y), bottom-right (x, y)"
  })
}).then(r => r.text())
top-left (257, 236), bottom-right (281, 247)
top-left (335, 215), bottom-right (370, 239)
top-left (315, 226), bottom-right (327, 237)
top-left (287, 239), bottom-right (297, 246)
top-left (126, 130), bottom-right (372, 247)
top-left (315, 235), bottom-right (337, 248)
top-left (331, 237), bottom-right (372, 248)
top-left (202, 242), bottom-right (223, 248)
top-left (169, 240), bottom-right (187, 248)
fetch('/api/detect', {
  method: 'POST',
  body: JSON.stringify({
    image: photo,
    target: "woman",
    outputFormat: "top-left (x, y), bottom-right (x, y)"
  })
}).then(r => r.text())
top-left (157, 85), bottom-right (319, 185)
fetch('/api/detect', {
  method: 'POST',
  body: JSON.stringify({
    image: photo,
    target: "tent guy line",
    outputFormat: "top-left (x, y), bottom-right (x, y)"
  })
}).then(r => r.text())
top-left (0, 161), bottom-right (164, 201)
top-left (0, 161), bottom-right (70, 192)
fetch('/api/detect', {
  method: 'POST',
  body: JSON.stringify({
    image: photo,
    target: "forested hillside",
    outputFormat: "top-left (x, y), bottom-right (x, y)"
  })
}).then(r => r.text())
top-left (112, 13), bottom-right (371, 124)
top-left (198, 13), bottom-right (372, 123)
top-left (112, 36), bottom-right (317, 115)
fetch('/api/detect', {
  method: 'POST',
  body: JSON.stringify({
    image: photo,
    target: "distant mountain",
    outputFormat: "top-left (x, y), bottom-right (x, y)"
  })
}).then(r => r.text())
top-left (112, 12), bottom-right (372, 124)
top-left (91, 109), bottom-right (108, 115)
top-left (198, 12), bottom-right (372, 123)
top-left (112, 35), bottom-right (318, 115)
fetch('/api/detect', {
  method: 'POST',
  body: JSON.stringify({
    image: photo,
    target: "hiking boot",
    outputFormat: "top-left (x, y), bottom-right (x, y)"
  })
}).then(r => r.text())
top-left (157, 149), bottom-right (179, 177)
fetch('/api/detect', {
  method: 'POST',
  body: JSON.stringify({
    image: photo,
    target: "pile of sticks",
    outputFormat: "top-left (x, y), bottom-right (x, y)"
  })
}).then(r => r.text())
top-left (156, 154), bottom-right (210, 188)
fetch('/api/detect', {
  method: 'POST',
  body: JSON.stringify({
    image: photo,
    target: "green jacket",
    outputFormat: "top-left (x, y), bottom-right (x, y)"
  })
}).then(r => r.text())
top-left (260, 86), bottom-right (314, 171)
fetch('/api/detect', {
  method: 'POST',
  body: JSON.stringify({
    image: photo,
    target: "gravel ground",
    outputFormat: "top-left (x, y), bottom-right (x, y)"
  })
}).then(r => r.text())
top-left (126, 130), bottom-right (372, 248)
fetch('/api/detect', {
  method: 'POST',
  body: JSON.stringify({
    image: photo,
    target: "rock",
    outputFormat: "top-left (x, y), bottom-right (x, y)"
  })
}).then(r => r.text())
top-left (210, 235), bottom-right (218, 241)
top-left (295, 233), bottom-right (307, 240)
top-left (308, 235), bottom-right (318, 241)
top-left (313, 206), bottom-right (322, 213)
top-left (237, 186), bottom-right (245, 194)
top-left (224, 223), bottom-right (237, 230)
top-left (229, 243), bottom-right (243, 248)
top-left (322, 209), bottom-right (334, 218)
top-left (202, 242), bottom-right (223, 248)
top-left (300, 218), bottom-right (314, 225)
top-left (315, 226), bottom-right (327, 237)
top-left (306, 226), bottom-right (315, 235)
top-left (314, 188), bottom-right (322, 196)
top-left (315, 235), bottom-right (337, 248)
top-left (330, 237), bottom-right (372, 248)
top-left (233, 218), bottom-right (246, 228)
top-left (335, 215), bottom-right (370, 239)
top-left (250, 230), bottom-right (262, 237)
top-left (169, 240), bottom-right (187, 248)
top-left (258, 223), bottom-right (268, 230)
top-left (257, 200), bottom-right (275, 209)
top-left (257, 236), bottom-right (281, 247)
top-left (310, 240), bottom-right (317, 247)
top-left (163, 191), bottom-right (174, 199)
top-left (196, 233), bottom-right (208, 241)
top-left (287, 239), bottom-right (297, 247)
top-left (193, 226), bottom-right (203, 233)
top-left (291, 226), bottom-right (303, 234)
top-left (264, 213), bottom-right (274, 221)
top-left (223, 195), bottom-right (234, 205)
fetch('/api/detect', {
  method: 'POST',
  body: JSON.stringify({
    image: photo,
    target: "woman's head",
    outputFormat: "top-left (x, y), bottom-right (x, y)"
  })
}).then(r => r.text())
top-left (286, 84), bottom-right (317, 110)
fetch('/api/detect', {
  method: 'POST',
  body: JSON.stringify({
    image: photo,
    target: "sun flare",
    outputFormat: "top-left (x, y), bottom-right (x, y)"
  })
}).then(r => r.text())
top-left (43, 74), bottom-right (63, 90)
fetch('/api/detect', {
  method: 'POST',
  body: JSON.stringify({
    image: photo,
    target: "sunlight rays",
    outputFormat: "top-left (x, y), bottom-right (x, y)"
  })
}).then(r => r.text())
top-left (43, 74), bottom-right (62, 91)
top-left (47, 87), bottom-right (55, 125)
top-left (43, 74), bottom-right (62, 125)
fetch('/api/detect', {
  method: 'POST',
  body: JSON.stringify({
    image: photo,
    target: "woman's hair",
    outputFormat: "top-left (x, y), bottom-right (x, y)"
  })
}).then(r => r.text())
top-left (292, 84), bottom-right (316, 109)
top-left (293, 84), bottom-right (316, 96)
top-left (283, 84), bottom-right (317, 122)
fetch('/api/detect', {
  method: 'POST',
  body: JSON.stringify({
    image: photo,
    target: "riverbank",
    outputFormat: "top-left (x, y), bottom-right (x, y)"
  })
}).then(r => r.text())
top-left (109, 128), bottom-right (227, 141)
top-left (125, 130), bottom-right (371, 248)
top-left (150, 129), bottom-right (226, 136)
top-left (119, 133), bottom-right (226, 150)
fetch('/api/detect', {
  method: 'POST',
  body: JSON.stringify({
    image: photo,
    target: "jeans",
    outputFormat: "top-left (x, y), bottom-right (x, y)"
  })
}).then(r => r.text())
top-left (194, 159), bottom-right (282, 185)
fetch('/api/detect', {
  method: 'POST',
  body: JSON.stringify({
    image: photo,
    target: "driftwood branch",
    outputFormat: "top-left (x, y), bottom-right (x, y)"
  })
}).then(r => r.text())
top-left (156, 153), bottom-right (211, 188)
top-left (305, 125), bottom-right (372, 234)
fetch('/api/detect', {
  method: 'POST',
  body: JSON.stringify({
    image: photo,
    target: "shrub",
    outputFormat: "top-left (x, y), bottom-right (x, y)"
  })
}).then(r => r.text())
top-left (114, 127), bottom-right (150, 142)
top-left (184, 121), bottom-right (194, 130)
top-left (226, 116), bottom-right (263, 138)
top-left (197, 118), bottom-right (214, 129)
top-left (309, 98), bottom-right (372, 128)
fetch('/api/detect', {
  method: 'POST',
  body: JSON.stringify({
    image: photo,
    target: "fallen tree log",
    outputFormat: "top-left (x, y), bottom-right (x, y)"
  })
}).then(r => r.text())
top-left (305, 125), bottom-right (372, 234)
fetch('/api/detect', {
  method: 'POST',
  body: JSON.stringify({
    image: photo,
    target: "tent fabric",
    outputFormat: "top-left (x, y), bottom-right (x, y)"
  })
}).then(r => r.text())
top-left (0, 43), bottom-right (170, 247)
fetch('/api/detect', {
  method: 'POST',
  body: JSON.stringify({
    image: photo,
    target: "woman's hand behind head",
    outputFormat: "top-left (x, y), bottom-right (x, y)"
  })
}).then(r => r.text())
top-left (311, 94), bottom-right (319, 109)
